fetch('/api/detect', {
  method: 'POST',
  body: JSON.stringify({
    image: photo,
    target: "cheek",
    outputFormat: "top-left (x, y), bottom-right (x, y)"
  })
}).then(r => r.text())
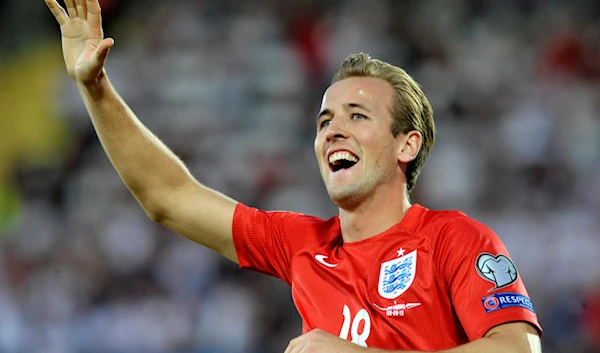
top-left (314, 136), bottom-right (323, 160)
top-left (365, 134), bottom-right (397, 161)
top-left (359, 131), bottom-right (386, 152)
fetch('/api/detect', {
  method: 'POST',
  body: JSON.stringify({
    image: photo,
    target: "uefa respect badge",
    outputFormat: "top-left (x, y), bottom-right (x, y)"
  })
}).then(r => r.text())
top-left (482, 292), bottom-right (536, 313)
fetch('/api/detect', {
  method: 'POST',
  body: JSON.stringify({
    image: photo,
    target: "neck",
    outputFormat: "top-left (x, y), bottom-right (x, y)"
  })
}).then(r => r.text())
top-left (338, 186), bottom-right (412, 243)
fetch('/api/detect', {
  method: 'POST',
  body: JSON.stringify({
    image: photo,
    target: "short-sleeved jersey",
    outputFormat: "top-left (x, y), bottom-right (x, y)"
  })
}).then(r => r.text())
top-left (232, 203), bottom-right (542, 351)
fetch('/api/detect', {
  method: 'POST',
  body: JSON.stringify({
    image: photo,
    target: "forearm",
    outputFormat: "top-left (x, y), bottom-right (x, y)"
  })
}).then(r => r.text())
top-left (366, 332), bottom-right (539, 353)
top-left (436, 334), bottom-right (538, 353)
top-left (76, 71), bottom-right (193, 218)
top-left (433, 334), bottom-right (536, 353)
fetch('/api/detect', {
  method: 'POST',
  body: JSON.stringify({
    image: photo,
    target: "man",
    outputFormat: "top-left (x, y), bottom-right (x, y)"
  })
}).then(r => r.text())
top-left (44, 0), bottom-right (543, 352)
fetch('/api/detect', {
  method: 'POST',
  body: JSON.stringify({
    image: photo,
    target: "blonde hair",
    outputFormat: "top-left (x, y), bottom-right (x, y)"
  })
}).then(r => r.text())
top-left (331, 53), bottom-right (435, 193)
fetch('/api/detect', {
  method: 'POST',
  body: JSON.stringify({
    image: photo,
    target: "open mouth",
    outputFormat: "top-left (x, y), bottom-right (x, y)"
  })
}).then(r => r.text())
top-left (329, 151), bottom-right (359, 172)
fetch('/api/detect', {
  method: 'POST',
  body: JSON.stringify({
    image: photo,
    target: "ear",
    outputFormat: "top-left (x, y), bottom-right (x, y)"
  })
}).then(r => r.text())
top-left (397, 130), bottom-right (422, 164)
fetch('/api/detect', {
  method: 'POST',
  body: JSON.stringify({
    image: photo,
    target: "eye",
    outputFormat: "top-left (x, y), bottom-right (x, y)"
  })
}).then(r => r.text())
top-left (319, 119), bottom-right (331, 129)
top-left (352, 113), bottom-right (366, 120)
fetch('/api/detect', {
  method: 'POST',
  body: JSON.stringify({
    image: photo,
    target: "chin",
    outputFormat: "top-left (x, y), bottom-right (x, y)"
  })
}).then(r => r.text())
top-left (327, 185), bottom-right (368, 210)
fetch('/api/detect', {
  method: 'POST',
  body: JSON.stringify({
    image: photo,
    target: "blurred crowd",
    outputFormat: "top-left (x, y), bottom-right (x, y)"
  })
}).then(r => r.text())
top-left (1, 0), bottom-right (600, 352)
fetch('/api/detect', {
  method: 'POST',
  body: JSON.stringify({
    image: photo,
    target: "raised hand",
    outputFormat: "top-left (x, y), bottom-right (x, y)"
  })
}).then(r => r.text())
top-left (44, 0), bottom-right (114, 84)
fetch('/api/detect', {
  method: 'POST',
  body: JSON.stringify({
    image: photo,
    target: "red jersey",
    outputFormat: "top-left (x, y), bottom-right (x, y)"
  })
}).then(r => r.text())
top-left (232, 203), bottom-right (542, 350)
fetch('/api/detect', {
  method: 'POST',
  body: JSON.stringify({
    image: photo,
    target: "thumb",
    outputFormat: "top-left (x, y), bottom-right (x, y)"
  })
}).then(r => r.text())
top-left (92, 38), bottom-right (114, 68)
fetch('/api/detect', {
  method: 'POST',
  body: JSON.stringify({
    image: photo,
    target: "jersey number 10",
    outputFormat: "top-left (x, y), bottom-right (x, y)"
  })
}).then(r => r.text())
top-left (339, 305), bottom-right (371, 347)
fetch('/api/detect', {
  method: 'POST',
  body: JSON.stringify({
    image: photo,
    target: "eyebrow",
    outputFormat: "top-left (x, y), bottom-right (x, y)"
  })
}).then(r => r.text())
top-left (316, 102), bottom-right (372, 121)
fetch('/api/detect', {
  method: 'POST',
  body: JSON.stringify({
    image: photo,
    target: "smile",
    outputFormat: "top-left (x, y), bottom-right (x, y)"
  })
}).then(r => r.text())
top-left (328, 151), bottom-right (360, 172)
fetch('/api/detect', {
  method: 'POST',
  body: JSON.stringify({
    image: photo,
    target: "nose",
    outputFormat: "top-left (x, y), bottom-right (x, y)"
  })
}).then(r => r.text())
top-left (325, 116), bottom-right (349, 142)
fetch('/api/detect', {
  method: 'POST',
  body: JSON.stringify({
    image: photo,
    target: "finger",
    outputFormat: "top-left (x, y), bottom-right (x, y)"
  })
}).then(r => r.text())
top-left (286, 341), bottom-right (307, 353)
top-left (64, 0), bottom-right (78, 18)
top-left (75, 0), bottom-right (86, 20)
top-left (283, 337), bottom-right (300, 353)
top-left (86, 0), bottom-right (102, 28)
top-left (44, 0), bottom-right (69, 26)
top-left (92, 38), bottom-right (114, 67)
top-left (283, 340), bottom-right (293, 353)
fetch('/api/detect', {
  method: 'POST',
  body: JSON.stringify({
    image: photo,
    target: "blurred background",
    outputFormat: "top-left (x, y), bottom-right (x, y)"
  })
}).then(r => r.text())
top-left (1, 0), bottom-right (600, 352)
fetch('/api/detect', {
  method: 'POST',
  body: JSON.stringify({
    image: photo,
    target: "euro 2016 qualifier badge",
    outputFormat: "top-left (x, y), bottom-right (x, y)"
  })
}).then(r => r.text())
top-left (476, 253), bottom-right (518, 291)
top-left (378, 250), bottom-right (417, 299)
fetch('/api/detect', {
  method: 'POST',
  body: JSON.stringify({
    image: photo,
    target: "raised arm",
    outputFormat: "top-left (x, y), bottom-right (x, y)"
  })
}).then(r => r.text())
top-left (44, 0), bottom-right (239, 262)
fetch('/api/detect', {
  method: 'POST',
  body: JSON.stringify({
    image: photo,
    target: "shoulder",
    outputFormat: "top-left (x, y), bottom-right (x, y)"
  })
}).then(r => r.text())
top-left (417, 206), bottom-right (500, 247)
top-left (234, 203), bottom-right (340, 243)
top-left (282, 211), bottom-right (340, 245)
top-left (418, 207), bottom-right (511, 284)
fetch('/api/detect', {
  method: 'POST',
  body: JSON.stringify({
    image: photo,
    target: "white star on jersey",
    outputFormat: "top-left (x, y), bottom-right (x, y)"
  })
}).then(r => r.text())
top-left (397, 248), bottom-right (405, 257)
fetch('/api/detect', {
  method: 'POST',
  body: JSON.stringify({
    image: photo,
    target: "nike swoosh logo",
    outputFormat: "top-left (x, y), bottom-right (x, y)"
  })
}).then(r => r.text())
top-left (315, 254), bottom-right (338, 268)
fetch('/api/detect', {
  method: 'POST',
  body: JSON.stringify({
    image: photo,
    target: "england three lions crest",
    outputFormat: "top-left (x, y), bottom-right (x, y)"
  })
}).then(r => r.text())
top-left (378, 250), bottom-right (417, 300)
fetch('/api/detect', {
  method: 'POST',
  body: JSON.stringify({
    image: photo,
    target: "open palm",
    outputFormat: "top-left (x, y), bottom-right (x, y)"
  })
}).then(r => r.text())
top-left (45, 0), bottom-right (114, 83)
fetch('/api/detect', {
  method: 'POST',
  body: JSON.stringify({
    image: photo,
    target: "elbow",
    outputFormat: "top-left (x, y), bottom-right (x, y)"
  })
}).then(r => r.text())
top-left (127, 186), bottom-right (171, 223)
top-left (142, 198), bottom-right (171, 224)
top-left (145, 207), bottom-right (167, 223)
top-left (129, 175), bottom-right (193, 224)
top-left (136, 195), bottom-right (170, 223)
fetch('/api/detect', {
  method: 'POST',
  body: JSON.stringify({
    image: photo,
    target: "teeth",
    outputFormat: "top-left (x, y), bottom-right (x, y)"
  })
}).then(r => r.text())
top-left (329, 151), bottom-right (359, 164)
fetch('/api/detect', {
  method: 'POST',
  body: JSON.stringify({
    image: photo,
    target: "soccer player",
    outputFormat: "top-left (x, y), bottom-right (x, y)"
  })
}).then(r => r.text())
top-left (44, 0), bottom-right (543, 352)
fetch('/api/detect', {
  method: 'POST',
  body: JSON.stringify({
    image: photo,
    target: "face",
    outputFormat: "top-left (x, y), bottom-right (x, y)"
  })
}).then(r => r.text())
top-left (314, 77), bottom-right (405, 209)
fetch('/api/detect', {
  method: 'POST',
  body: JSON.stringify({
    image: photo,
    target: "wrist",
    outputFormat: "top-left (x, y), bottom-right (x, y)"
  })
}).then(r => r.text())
top-left (75, 70), bottom-right (109, 96)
